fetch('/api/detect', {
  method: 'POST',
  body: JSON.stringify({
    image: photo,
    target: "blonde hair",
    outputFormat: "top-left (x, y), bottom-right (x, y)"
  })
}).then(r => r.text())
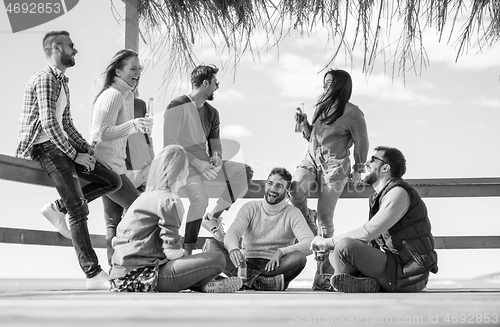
top-left (146, 145), bottom-right (188, 192)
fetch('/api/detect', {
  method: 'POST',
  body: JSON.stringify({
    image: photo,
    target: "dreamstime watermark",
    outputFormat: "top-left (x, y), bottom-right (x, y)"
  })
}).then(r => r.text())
top-left (3, 0), bottom-right (79, 33)
top-left (289, 312), bottom-right (499, 324)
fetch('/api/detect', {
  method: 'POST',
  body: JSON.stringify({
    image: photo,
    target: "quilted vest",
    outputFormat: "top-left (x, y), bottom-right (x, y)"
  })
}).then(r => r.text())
top-left (369, 178), bottom-right (439, 291)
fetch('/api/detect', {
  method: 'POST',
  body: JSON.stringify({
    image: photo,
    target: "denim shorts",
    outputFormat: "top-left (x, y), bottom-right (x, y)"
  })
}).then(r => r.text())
top-left (298, 153), bottom-right (350, 186)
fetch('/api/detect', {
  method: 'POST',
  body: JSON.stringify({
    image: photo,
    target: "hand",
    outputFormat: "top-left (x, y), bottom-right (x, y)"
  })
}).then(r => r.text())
top-left (192, 158), bottom-right (218, 181)
top-left (133, 117), bottom-right (154, 134)
top-left (294, 110), bottom-right (303, 123)
top-left (264, 249), bottom-right (283, 272)
top-left (229, 249), bottom-right (245, 268)
top-left (350, 170), bottom-right (362, 186)
top-left (310, 236), bottom-right (330, 252)
top-left (74, 153), bottom-right (96, 172)
top-left (210, 152), bottom-right (222, 171)
top-left (300, 113), bottom-right (308, 125)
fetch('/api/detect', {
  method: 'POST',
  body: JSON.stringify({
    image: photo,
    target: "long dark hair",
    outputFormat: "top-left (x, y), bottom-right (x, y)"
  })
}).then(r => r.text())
top-left (312, 69), bottom-right (352, 125)
top-left (93, 49), bottom-right (138, 103)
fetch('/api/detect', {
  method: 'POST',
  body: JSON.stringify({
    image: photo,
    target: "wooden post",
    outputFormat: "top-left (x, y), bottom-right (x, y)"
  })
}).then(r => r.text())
top-left (125, 0), bottom-right (139, 52)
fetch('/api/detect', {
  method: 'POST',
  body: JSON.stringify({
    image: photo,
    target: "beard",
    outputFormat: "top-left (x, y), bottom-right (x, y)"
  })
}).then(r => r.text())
top-left (207, 92), bottom-right (214, 101)
top-left (364, 171), bottom-right (379, 185)
top-left (265, 190), bottom-right (286, 205)
top-left (61, 53), bottom-right (75, 67)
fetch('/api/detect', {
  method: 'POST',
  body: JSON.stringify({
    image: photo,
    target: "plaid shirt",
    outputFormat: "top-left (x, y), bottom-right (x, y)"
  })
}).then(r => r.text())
top-left (15, 65), bottom-right (91, 160)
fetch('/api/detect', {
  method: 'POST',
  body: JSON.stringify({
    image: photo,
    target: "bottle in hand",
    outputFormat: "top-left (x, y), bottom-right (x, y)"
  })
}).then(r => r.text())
top-left (314, 226), bottom-right (327, 261)
top-left (295, 103), bottom-right (305, 133)
top-left (144, 97), bottom-right (154, 134)
top-left (238, 260), bottom-right (247, 281)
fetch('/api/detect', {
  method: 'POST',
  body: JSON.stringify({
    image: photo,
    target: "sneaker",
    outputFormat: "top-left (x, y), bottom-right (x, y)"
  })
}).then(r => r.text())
top-left (252, 274), bottom-right (285, 291)
top-left (313, 273), bottom-right (333, 291)
top-left (41, 202), bottom-right (71, 239)
top-left (201, 213), bottom-right (225, 242)
top-left (330, 273), bottom-right (380, 293)
top-left (202, 276), bottom-right (242, 293)
top-left (86, 270), bottom-right (110, 290)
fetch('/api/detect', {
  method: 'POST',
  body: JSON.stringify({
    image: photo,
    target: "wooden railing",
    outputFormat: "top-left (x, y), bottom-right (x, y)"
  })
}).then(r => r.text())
top-left (1, 153), bottom-right (499, 250)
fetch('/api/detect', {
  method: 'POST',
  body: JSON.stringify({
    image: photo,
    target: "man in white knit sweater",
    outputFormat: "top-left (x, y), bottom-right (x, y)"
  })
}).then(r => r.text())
top-left (203, 167), bottom-right (313, 291)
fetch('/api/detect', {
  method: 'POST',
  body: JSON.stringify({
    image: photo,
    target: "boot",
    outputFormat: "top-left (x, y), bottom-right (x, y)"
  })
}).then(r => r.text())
top-left (312, 251), bottom-right (335, 291)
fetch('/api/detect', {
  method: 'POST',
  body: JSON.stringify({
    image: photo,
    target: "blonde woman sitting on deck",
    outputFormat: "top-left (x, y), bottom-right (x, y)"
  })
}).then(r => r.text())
top-left (109, 145), bottom-right (242, 293)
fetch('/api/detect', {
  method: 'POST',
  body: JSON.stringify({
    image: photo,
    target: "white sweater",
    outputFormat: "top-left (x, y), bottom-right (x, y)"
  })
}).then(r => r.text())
top-left (224, 199), bottom-right (314, 259)
top-left (90, 77), bottom-right (137, 174)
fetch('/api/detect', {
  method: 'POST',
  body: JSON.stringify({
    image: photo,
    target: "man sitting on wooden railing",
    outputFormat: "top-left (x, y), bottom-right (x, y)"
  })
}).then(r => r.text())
top-left (311, 146), bottom-right (439, 293)
top-left (15, 30), bottom-right (122, 290)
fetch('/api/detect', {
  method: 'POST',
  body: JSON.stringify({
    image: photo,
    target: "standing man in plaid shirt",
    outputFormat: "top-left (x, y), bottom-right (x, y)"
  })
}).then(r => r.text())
top-left (15, 31), bottom-right (122, 290)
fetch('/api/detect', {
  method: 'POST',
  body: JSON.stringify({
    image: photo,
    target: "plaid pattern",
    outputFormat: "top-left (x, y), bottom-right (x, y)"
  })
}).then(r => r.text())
top-left (15, 65), bottom-right (90, 159)
top-left (110, 266), bottom-right (159, 292)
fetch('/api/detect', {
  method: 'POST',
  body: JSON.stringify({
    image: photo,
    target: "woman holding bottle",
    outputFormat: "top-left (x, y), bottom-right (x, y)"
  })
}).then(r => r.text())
top-left (90, 49), bottom-right (153, 264)
top-left (289, 69), bottom-right (369, 289)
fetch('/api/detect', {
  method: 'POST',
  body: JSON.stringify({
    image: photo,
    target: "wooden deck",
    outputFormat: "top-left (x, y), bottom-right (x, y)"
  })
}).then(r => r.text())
top-left (1, 280), bottom-right (499, 327)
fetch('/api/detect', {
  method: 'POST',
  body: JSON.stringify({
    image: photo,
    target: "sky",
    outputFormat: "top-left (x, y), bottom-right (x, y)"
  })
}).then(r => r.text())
top-left (0, 1), bottom-right (499, 282)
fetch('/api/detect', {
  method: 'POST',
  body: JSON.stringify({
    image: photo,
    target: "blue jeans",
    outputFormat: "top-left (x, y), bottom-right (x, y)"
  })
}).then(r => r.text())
top-left (156, 252), bottom-right (225, 292)
top-left (32, 141), bottom-right (122, 278)
top-left (203, 239), bottom-right (306, 290)
top-left (182, 161), bottom-right (253, 249)
top-left (331, 237), bottom-right (427, 292)
top-left (101, 175), bottom-right (141, 265)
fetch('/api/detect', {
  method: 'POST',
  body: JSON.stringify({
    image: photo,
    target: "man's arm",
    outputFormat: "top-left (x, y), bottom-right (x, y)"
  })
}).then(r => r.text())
top-left (63, 109), bottom-right (93, 154)
top-left (224, 202), bottom-right (253, 252)
top-left (332, 187), bottom-right (410, 245)
top-left (163, 103), bottom-right (195, 162)
top-left (278, 208), bottom-right (314, 256)
top-left (37, 74), bottom-right (78, 159)
top-left (207, 108), bottom-right (222, 158)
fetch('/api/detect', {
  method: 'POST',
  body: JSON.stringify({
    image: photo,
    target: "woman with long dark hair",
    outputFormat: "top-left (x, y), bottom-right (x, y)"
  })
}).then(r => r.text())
top-left (90, 49), bottom-right (153, 265)
top-left (289, 69), bottom-right (369, 289)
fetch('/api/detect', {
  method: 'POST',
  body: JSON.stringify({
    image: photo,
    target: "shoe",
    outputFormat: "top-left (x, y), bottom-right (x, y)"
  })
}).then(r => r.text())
top-left (201, 213), bottom-right (225, 242)
top-left (312, 254), bottom-right (334, 290)
top-left (202, 276), bottom-right (242, 293)
top-left (252, 274), bottom-right (285, 291)
top-left (313, 273), bottom-right (333, 291)
top-left (41, 202), bottom-right (71, 239)
top-left (86, 270), bottom-right (110, 290)
top-left (330, 273), bottom-right (380, 293)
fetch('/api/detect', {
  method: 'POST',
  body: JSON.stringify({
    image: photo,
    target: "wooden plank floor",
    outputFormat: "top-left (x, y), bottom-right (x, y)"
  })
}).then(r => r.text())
top-left (1, 280), bottom-right (499, 327)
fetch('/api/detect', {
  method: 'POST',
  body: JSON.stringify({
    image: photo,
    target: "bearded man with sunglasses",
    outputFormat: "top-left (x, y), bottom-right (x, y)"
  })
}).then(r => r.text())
top-left (311, 146), bottom-right (438, 293)
top-left (15, 31), bottom-right (122, 289)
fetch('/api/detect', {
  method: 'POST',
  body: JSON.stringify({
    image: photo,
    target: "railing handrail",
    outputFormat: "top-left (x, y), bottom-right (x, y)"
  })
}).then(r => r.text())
top-left (0, 153), bottom-right (499, 250)
top-left (2, 153), bottom-right (500, 198)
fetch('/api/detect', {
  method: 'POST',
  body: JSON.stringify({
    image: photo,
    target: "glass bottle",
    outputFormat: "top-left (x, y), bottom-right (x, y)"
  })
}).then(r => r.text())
top-left (294, 103), bottom-right (304, 133)
top-left (238, 260), bottom-right (247, 281)
top-left (314, 226), bottom-right (327, 261)
top-left (145, 97), bottom-right (154, 133)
